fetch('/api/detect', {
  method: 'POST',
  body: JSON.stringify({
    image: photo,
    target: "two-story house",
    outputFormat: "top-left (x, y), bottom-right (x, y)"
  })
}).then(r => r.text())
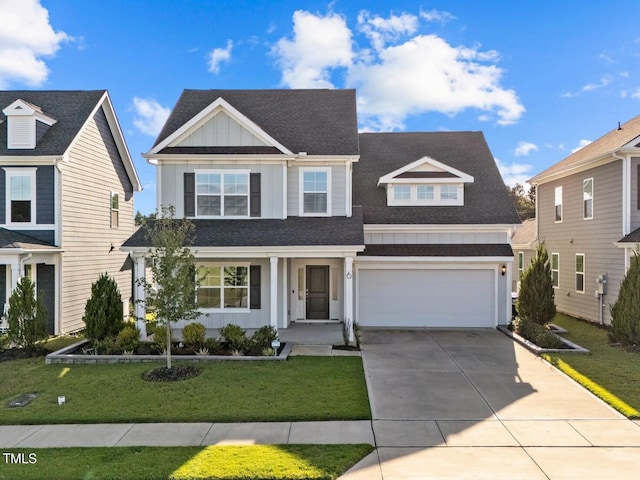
top-left (123, 89), bottom-right (519, 338)
top-left (529, 114), bottom-right (640, 325)
top-left (0, 90), bottom-right (141, 334)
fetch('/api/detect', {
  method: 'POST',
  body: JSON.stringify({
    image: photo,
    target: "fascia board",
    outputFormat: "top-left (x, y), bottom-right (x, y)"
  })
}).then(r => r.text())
top-left (355, 256), bottom-right (514, 264)
top-left (364, 224), bottom-right (518, 233)
top-left (0, 156), bottom-right (61, 165)
top-left (148, 97), bottom-right (294, 155)
top-left (530, 152), bottom-right (622, 185)
top-left (122, 245), bottom-right (366, 258)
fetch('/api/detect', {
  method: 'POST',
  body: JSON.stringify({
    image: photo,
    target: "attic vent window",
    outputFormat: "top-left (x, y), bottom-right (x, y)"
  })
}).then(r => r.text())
top-left (2, 99), bottom-right (57, 150)
top-left (9, 118), bottom-right (31, 148)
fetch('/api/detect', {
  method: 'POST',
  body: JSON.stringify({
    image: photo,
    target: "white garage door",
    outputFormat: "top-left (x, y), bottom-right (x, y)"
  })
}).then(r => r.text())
top-left (358, 268), bottom-right (495, 328)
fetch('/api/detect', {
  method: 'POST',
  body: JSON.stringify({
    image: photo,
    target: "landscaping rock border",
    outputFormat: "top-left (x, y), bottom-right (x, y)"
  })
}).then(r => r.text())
top-left (497, 325), bottom-right (590, 355)
top-left (45, 339), bottom-right (292, 364)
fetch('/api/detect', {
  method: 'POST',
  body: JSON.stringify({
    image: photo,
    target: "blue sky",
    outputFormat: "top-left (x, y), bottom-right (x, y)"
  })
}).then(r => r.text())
top-left (3, 0), bottom-right (640, 214)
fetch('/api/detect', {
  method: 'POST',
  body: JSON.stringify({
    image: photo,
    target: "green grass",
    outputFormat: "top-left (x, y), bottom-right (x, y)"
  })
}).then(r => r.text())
top-left (543, 313), bottom-right (640, 418)
top-left (0, 444), bottom-right (374, 480)
top-left (0, 357), bottom-right (370, 424)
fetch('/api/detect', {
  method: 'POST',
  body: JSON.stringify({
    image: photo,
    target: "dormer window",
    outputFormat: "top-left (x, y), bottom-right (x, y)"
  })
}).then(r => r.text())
top-left (2, 99), bottom-right (56, 150)
top-left (378, 156), bottom-right (473, 207)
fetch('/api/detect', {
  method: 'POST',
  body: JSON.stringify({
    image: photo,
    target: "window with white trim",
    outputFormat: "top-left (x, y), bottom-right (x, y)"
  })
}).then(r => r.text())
top-left (300, 168), bottom-right (330, 215)
top-left (4, 168), bottom-right (36, 224)
top-left (110, 192), bottom-right (119, 228)
top-left (393, 185), bottom-right (411, 200)
top-left (575, 254), bottom-right (585, 293)
top-left (197, 265), bottom-right (249, 309)
top-left (518, 252), bottom-right (524, 280)
top-left (551, 253), bottom-right (559, 288)
top-left (440, 184), bottom-right (458, 200)
top-left (554, 186), bottom-right (563, 222)
top-left (417, 185), bottom-right (434, 200)
top-left (196, 171), bottom-right (249, 217)
top-left (583, 178), bottom-right (593, 219)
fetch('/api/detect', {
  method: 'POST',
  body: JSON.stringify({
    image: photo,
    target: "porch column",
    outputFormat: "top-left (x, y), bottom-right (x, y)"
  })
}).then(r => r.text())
top-left (344, 256), bottom-right (354, 342)
top-left (134, 255), bottom-right (147, 339)
top-left (270, 256), bottom-right (278, 331)
top-left (10, 261), bottom-right (20, 290)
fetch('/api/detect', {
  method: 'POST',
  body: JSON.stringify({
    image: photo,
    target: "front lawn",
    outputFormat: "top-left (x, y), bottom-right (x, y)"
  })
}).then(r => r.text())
top-left (0, 444), bottom-right (374, 480)
top-left (0, 357), bottom-right (370, 424)
top-left (543, 314), bottom-right (640, 417)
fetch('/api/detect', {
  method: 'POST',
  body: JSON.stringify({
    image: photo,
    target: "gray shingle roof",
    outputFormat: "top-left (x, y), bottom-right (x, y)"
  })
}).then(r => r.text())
top-left (0, 90), bottom-right (106, 156)
top-left (123, 207), bottom-right (364, 248)
top-left (618, 227), bottom-right (640, 244)
top-left (0, 228), bottom-right (57, 249)
top-left (354, 132), bottom-right (521, 225)
top-left (359, 244), bottom-right (513, 257)
top-left (152, 89), bottom-right (359, 156)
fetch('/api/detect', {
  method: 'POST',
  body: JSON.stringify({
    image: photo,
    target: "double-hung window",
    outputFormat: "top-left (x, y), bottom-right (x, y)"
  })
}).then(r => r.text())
top-left (583, 178), bottom-right (593, 219)
top-left (110, 192), bottom-right (119, 228)
top-left (197, 265), bottom-right (249, 309)
top-left (301, 168), bottom-right (330, 215)
top-left (551, 253), bottom-right (559, 288)
top-left (518, 252), bottom-right (525, 280)
top-left (554, 186), bottom-right (563, 222)
top-left (4, 168), bottom-right (36, 224)
top-left (575, 254), bottom-right (585, 293)
top-left (196, 171), bottom-right (249, 217)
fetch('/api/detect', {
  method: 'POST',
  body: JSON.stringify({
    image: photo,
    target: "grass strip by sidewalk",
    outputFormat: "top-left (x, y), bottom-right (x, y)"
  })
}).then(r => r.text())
top-left (0, 444), bottom-right (374, 480)
top-left (542, 355), bottom-right (639, 418)
top-left (0, 356), bottom-right (370, 424)
top-left (542, 314), bottom-right (640, 418)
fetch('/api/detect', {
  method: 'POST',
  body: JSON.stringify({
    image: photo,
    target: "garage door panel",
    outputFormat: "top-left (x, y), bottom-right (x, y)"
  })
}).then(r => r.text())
top-left (358, 269), bottom-right (495, 328)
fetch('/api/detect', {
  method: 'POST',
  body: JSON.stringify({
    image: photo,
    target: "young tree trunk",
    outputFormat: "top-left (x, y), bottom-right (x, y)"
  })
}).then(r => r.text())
top-left (166, 323), bottom-right (172, 369)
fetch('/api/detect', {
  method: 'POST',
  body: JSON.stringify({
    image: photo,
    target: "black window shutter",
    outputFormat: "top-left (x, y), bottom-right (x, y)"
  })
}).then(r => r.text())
top-left (250, 265), bottom-right (261, 309)
top-left (250, 173), bottom-right (261, 217)
top-left (184, 173), bottom-right (195, 217)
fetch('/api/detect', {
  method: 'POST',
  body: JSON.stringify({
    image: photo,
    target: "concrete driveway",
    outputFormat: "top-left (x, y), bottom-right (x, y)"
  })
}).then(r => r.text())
top-left (341, 328), bottom-right (640, 480)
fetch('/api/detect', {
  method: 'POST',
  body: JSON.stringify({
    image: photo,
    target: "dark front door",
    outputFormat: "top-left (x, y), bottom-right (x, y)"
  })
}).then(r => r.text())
top-left (306, 265), bottom-right (329, 319)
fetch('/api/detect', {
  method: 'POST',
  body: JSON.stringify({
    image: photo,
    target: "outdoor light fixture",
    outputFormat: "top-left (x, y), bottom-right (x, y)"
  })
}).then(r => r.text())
top-left (501, 265), bottom-right (507, 276)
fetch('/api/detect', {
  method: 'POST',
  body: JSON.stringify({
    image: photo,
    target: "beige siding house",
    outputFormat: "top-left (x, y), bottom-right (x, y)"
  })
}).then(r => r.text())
top-left (0, 90), bottom-right (141, 334)
top-left (530, 114), bottom-right (640, 325)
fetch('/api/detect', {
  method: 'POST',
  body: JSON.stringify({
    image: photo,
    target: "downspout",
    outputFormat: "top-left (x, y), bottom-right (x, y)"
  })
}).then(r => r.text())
top-left (613, 151), bottom-right (630, 236)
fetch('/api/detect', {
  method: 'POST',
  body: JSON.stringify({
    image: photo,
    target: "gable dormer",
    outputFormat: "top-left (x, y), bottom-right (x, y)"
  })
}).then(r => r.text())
top-left (2, 99), bottom-right (57, 149)
top-left (378, 156), bottom-right (474, 207)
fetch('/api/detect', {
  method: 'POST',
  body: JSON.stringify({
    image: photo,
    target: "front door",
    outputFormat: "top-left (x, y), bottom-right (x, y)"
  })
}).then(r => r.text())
top-left (306, 266), bottom-right (329, 319)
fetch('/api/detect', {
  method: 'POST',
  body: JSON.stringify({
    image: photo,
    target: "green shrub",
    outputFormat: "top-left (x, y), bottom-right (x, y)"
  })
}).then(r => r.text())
top-left (251, 325), bottom-right (277, 351)
top-left (182, 322), bottom-right (206, 348)
top-left (93, 336), bottom-right (118, 355)
top-left (83, 274), bottom-right (124, 342)
top-left (610, 249), bottom-right (640, 348)
top-left (219, 324), bottom-right (247, 352)
top-left (204, 337), bottom-right (223, 355)
top-left (0, 333), bottom-right (11, 351)
top-left (7, 277), bottom-right (48, 350)
top-left (116, 324), bottom-right (140, 352)
top-left (517, 244), bottom-right (556, 326)
top-left (515, 318), bottom-right (564, 349)
top-left (153, 325), bottom-right (172, 351)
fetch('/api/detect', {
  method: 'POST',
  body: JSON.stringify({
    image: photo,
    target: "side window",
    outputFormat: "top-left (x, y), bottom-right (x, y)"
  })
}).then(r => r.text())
top-left (110, 192), bottom-right (119, 228)
top-left (583, 178), bottom-right (593, 219)
top-left (551, 253), bottom-right (559, 288)
top-left (554, 186), bottom-right (563, 222)
top-left (575, 254), bottom-right (585, 293)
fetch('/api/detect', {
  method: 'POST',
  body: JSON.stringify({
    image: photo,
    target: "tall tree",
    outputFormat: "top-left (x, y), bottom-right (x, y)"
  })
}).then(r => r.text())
top-left (610, 248), bottom-right (640, 348)
top-left (139, 206), bottom-right (200, 368)
top-left (508, 183), bottom-right (536, 220)
top-left (517, 243), bottom-right (556, 325)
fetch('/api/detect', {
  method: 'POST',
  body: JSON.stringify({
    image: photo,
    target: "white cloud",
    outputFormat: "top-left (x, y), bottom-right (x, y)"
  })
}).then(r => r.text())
top-left (0, 0), bottom-right (70, 88)
top-left (207, 40), bottom-right (233, 74)
top-left (582, 75), bottom-right (612, 92)
top-left (273, 10), bottom-right (524, 130)
top-left (132, 97), bottom-right (171, 137)
top-left (631, 88), bottom-right (640, 99)
top-left (571, 139), bottom-right (592, 153)
top-left (273, 10), bottom-right (353, 88)
top-left (514, 141), bottom-right (539, 157)
top-left (419, 9), bottom-right (456, 24)
top-left (496, 158), bottom-right (532, 187)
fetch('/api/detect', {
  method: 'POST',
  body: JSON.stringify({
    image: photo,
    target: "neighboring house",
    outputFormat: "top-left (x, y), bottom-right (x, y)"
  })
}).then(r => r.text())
top-left (529, 114), bottom-right (640, 325)
top-left (0, 91), bottom-right (141, 334)
top-left (510, 218), bottom-right (537, 293)
top-left (122, 89), bottom-right (519, 337)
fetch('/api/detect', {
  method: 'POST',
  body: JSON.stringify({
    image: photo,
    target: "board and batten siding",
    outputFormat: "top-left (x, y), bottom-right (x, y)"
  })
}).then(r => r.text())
top-left (59, 107), bottom-right (135, 333)
top-left (287, 162), bottom-right (348, 216)
top-left (161, 163), bottom-right (285, 219)
top-left (176, 111), bottom-right (268, 147)
top-left (537, 160), bottom-right (625, 324)
top-left (364, 231), bottom-right (508, 245)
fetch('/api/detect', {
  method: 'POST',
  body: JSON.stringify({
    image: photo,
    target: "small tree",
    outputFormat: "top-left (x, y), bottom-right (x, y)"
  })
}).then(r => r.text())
top-left (517, 243), bottom-right (556, 325)
top-left (7, 277), bottom-right (48, 350)
top-left (140, 205), bottom-right (200, 369)
top-left (83, 273), bottom-right (124, 342)
top-left (610, 248), bottom-right (640, 348)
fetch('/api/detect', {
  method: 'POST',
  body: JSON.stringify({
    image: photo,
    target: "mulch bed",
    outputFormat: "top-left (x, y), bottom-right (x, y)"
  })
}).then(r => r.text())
top-left (0, 346), bottom-right (49, 363)
top-left (141, 365), bottom-right (202, 382)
